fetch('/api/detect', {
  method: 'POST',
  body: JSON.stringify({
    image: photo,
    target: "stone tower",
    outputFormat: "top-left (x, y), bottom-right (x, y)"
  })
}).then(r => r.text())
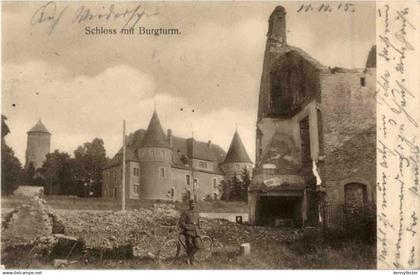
top-left (221, 130), bottom-right (253, 180)
top-left (221, 130), bottom-right (252, 201)
top-left (25, 120), bottom-right (51, 170)
top-left (267, 6), bottom-right (287, 44)
top-left (137, 110), bottom-right (173, 199)
top-left (249, 6), bottom-right (326, 226)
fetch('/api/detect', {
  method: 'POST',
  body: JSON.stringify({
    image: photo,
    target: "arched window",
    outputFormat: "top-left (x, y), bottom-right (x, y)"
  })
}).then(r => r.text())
top-left (344, 182), bottom-right (367, 209)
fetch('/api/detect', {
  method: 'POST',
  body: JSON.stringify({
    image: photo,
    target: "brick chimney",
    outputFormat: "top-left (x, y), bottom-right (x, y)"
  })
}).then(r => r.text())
top-left (268, 6), bottom-right (287, 45)
top-left (167, 129), bottom-right (173, 146)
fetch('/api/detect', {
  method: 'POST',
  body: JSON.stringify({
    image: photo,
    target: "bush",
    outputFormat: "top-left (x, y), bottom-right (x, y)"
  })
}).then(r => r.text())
top-left (288, 227), bottom-right (323, 255)
top-left (322, 203), bottom-right (376, 246)
top-left (344, 203), bottom-right (376, 243)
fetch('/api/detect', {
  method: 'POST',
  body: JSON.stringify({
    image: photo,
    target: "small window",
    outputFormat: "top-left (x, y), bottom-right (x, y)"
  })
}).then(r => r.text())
top-left (360, 77), bottom-right (366, 87)
top-left (198, 161), bottom-right (208, 169)
top-left (213, 178), bottom-right (217, 189)
top-left (160, 167), bottom-right (165, 177)
top-left (186, 174), bottom-right (191, 185)
top-left (151, 150), bottom-right (155, 156)
top-left (134, 184), bottom-right (139, 194)
top-left (193, 178), bottom-right (199, 190)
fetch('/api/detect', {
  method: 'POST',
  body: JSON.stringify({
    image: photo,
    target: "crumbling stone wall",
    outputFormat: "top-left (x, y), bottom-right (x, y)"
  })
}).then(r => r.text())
top-left (2, 196), bottom-right (54, 241)
top-left (319, 69), bottom-right (376, 156)
top-left (319, 68), bottom-right (376, 208)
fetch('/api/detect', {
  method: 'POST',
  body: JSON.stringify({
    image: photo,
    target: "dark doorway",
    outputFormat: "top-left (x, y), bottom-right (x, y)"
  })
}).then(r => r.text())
top-left (257, 195), bottom-right (303, 227)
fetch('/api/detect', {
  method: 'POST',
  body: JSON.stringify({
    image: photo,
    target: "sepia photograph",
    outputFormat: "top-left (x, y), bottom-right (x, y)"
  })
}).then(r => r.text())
top-left (0, 0), bottom-right (411, 271)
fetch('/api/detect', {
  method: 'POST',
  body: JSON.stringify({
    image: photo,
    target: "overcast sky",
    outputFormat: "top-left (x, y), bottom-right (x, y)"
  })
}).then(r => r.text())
top-left (2, 1), bottom-right (375, 164)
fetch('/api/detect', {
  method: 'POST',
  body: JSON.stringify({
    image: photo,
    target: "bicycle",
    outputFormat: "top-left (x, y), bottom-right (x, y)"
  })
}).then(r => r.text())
top-left (158, 229), bottom-right (214, 263)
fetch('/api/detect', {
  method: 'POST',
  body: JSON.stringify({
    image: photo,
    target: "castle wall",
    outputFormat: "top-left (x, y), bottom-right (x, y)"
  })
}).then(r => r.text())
top-left (26, 133), bottom-right (50, 169)
top-left (138, 161), bottom-right (172, 200)
top-left (172, 168), bottom-right (192, 201)
top-left (102, 165), bottom-right (121, 199)
top-left (172, 168), bottom-right (223, 201)
top-left (319, 69), bottom-right (376, 155)
top-left (193, 170), bottom-right (224, 201)
top-left (137, 147), bottom-right (173, 200)
top-left (127, 162), bottom-right (140, 199)
top-left (319, 69), bottom-right (376, 207)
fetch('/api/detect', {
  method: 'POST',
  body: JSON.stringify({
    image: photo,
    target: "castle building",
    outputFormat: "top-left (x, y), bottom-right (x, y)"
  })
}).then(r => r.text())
top-left (249, 6), bottom-right (376, 227)
top-left (102, 110), bottom-right (252, 202)
top-left (25, 120), bottom-right (51, 170)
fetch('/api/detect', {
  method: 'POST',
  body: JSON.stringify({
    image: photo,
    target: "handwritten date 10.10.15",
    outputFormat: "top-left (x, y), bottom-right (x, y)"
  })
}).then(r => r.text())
top-left (297, 3), bottom-right (356, 13)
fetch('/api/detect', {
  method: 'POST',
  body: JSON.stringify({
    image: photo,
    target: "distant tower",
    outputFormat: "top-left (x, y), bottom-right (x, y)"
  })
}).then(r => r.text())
top-left (221, 130), bottom-right (253, 180)
top-left (137, 110), bottom-right (173, 199)
top-left (25, 120), bottom-right (51, 170)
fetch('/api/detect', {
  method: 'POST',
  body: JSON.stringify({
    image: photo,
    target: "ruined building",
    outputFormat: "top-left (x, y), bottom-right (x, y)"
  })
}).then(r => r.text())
top-left (102, 109), bottom-right (252, 201)
top-left (25, 120), bottom-right (51, 170)
top-left (249, 6), bottom-right (376, 227)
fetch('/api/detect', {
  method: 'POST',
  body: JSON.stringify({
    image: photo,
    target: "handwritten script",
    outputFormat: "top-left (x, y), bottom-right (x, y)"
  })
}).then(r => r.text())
top-left (377, 1), bottom-right (419, 269)
top-left (297, 3), bottom-right (355, 13)
top-left (30, 1), bottom-right (158, 35)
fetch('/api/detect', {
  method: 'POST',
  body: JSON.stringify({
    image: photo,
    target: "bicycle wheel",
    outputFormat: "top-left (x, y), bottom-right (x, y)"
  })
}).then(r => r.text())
top-left (159, 239), bottom-right (180, 262)
top-left (194, 236), bottom-right (214, 262)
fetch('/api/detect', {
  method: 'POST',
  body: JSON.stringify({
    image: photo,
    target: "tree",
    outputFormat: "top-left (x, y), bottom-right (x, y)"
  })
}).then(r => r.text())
top-left (24, 161), bottom-right (36, 185)
top-left (219, 179), bottom-right (230, 201)
top-left (1, 115), bottom-right (23, 195)
top-left (1, 115), bottom-right (10, 139)
top-left (73, 138), bottom-right (107, 197)
top-left (240, 167), bottom-right (252, 201)
top-left (41, 150), bottom-right (75, 195)
top-left (229, 174), bottom-right (242, 201)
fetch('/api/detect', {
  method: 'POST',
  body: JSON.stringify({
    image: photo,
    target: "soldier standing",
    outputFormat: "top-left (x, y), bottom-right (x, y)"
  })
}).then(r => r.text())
top-left (178, 199), bottom-right (201, 265)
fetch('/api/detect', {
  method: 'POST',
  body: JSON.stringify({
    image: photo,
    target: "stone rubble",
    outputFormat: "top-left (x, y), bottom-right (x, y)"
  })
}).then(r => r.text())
top-left (2, 199), bottom-right (300, 263)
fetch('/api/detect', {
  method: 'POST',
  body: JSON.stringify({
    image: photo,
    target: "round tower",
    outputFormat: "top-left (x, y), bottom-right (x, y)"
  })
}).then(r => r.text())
top-left (221, 130), bottom-right (253, 180)
top-left (25, 120), bottom-right (51, 170)
top-left (137, 110), bottom-right (173, 200)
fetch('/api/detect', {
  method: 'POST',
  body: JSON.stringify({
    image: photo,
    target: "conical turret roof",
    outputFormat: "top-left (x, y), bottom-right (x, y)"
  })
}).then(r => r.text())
top-left (140, 110), bottom-right (171, 149)
top-left (28, 120), bottom-right (50, 134)
top-left (365, 45), bottom-right (376, 68)
top-left (224, 130), bottom-right (252, 163)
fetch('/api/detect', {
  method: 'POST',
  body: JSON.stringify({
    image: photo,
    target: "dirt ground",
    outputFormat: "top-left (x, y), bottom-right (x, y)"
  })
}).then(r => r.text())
top-left (1, 195), bottom-right (376, 269)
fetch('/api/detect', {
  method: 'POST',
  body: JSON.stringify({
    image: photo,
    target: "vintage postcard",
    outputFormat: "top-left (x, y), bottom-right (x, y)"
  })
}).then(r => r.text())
top-left (1, 0), bottom-right (419, 271)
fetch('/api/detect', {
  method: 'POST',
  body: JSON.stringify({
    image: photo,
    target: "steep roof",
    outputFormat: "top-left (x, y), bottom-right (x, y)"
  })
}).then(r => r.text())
top-left (105, 130), bottom-right (227, 174)
top-left (140, 110), bottom-right (171, 149)
top-left (105, 146), bottom-right (139, 168)
top-left (170, 137), bottom-right (226, 174)
top-left (28, 120), bottom-right (50, 134)
top-left (223, 131), bottom-right (252, 164)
